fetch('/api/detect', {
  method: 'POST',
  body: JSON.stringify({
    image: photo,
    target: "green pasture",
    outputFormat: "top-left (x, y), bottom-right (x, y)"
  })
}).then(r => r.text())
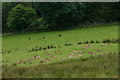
top-left (2, 25), bottom-right (118, 66)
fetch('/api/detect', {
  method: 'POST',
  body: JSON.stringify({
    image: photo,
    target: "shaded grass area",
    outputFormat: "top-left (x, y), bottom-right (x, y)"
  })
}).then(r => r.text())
top-left (2, 53), bottom-right (118, 78)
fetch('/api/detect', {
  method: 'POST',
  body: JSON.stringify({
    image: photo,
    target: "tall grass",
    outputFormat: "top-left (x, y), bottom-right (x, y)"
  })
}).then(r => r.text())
top-left (2, 53), bottom-right (118, 78)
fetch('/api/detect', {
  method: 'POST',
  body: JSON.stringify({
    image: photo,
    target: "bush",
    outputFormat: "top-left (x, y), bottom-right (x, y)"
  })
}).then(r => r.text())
top-left (7, 4), bottom-right (37, 31)
top-left (30, 18), bottom-right (48, 31)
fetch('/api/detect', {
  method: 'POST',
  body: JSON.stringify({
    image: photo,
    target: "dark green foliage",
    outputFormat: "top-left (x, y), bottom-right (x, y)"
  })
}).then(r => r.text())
top-left (7, 4), bottom-right (37, 31)
top-left (2, 2), bottom-right (120, 32)
top-left (30, 18), bottom-right (48, 31)
top-left (85, 2), bottom-right (119, 23)
top-left (2, 2), bottom-right (33, 32)
top-left (33, 2), bottom-right (86, 29)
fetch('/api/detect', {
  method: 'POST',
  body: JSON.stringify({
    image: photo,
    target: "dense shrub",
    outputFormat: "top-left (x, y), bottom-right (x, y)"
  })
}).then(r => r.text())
top-left (7, 4), bottom-right (37, 31)
top-left (29, 18), bottom-right (48, 31)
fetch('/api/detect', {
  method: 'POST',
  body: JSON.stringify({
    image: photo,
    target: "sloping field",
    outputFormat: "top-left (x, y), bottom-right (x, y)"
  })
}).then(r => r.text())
top-left (2, 25), bottom-right (119, 78)
top-left (2, 25), bottom-right (118, 66)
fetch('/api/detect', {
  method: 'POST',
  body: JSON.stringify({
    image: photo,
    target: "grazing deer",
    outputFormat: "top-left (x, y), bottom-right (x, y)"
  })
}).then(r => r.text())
top-left (8, 51), bottom-right (11, 53)
top-left (101, 43), bottom-right (110, 47)
top-left (47, 46), bottom-right (50, 49)
top-left (40, 60), bottom-right (43, 63)
top-left (29, 61), bottom-right (32, 64)
top-left (45, 58), bottom-right (50, 61)
top-left (40, 59), bottom-right (46, 63)
top-left (28, 37), bottom-right (31, 40)
top-left (52, 56), bottom-right (56, 58)
top-left (78, 42), bottom-right (82, 45)
top-left (90, 40), bottom-right (94, 43)
top-left (32, 48), bottom-right (35, 52)
top-left (43, 48), bottom-right (47, 50)
top-left (88, 52), bottom-right (96, 55)
top-left (77, 55), bottom-right (82, 57)
top-left (96, 40), bottom-right (100, 43)
top-left (47, 53), bottom-right (51, 55)
top-left (68, 55), bottom-right (73, 58)
top-left (35, 49), bottom-right (38, 51)
top-left (38, 47), bottom-right (42, 50)
top-left (51, 46), bottom-right (53, 48)
top-left (96, 49), bottom-right (102, 52)
top-left (16, 61), bottom-right (22, 64)
top-left (59, 34), bottom-right (61, 37)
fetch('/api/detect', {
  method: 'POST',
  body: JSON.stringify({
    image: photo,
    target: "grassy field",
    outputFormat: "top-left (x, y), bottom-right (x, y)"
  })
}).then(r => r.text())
top-left (2, 25), bottom-right (119, 78)
top-left (2, 54), bottom-right (118, 78)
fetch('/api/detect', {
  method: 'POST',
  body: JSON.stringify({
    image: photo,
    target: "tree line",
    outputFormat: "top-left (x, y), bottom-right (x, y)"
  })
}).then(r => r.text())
top-left (2, 2), bottom-right (119, 33)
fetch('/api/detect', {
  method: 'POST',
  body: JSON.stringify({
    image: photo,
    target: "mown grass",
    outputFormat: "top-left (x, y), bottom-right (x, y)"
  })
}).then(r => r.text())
top-left (2, 53), bottom-right (118, 78)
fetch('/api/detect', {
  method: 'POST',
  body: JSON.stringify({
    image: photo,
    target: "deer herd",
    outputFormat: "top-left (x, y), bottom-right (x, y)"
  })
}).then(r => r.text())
top-left (2, 34), bottom-right (119, 66)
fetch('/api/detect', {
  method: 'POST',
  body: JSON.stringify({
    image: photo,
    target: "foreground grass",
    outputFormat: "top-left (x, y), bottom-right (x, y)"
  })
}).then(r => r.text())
top-left (2, 53), bottom-right (118, 78)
